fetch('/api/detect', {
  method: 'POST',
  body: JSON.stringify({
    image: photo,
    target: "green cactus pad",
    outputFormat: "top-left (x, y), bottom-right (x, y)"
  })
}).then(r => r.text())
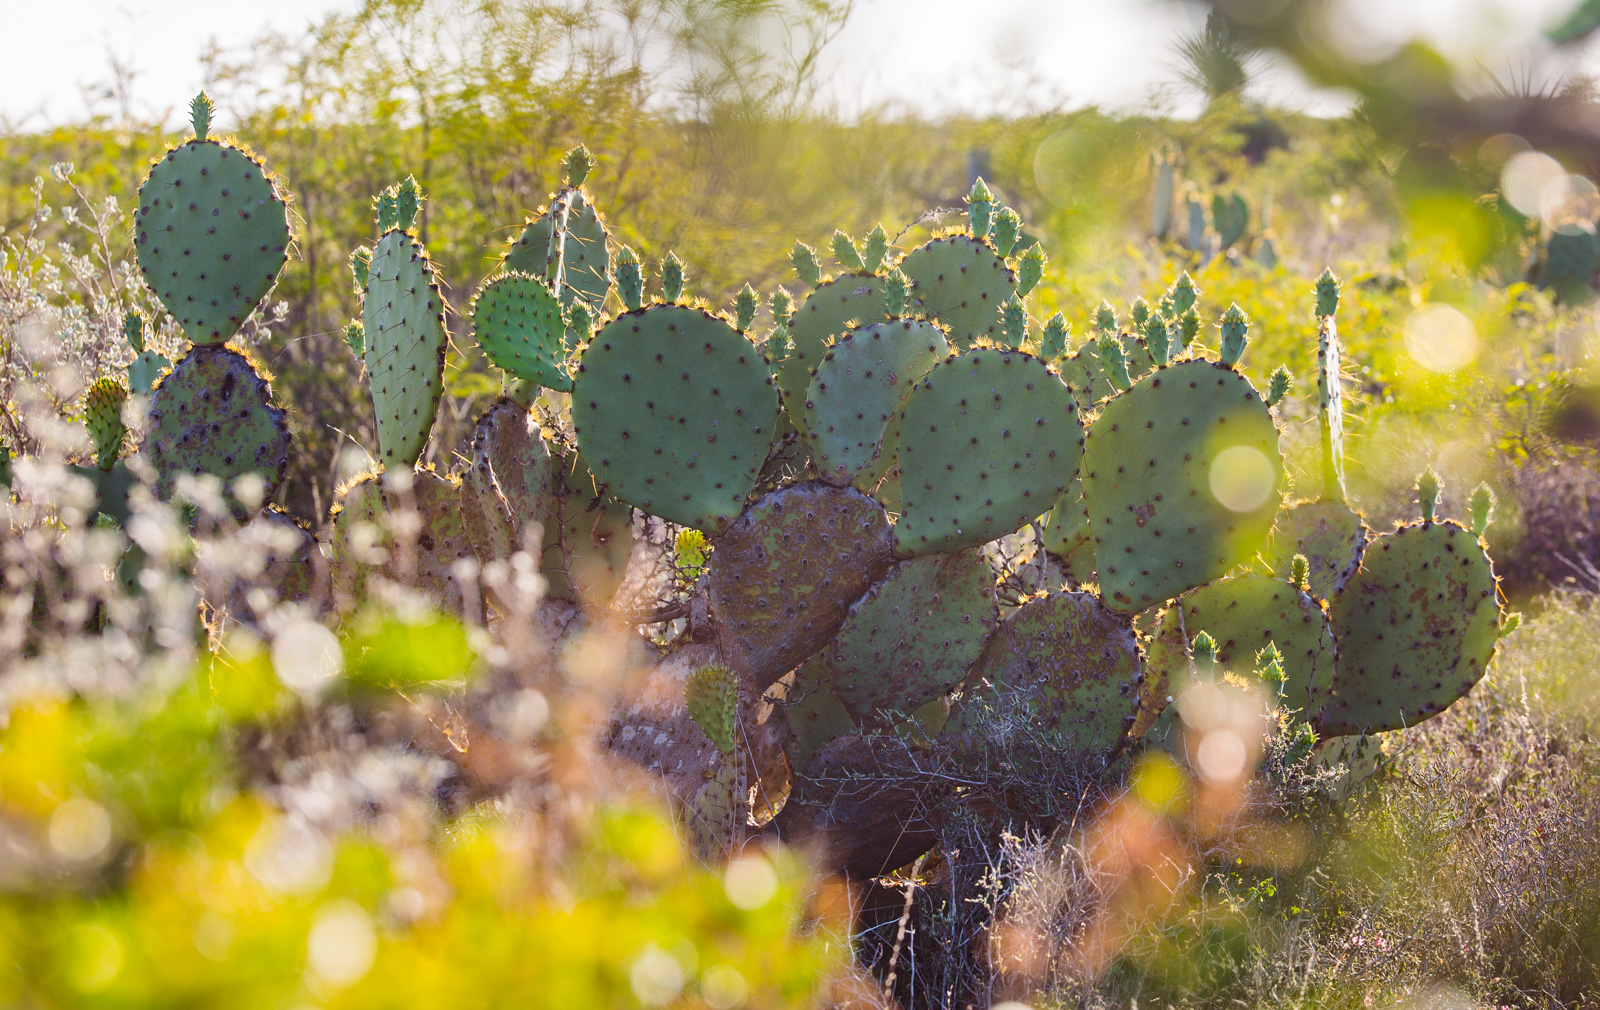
top-left (688, 754), bottom-right (746, 861)
top-left (249, 506), bottom-right (326, 608)
top-left (1062, 340), bottom-right (1116, 414)
top-left (364, 228), bottom-right (448, 468)
top-left (468, 400), bottom-right (553, 558)
top-left (328, 470), bottom-right (387, 607)
top-left (776, 274), bottom-right (887, 432)
top-left (821, 548), bottom-right (998, 723)
top-left (686, 665), bottom-right (741, 754)
top-left (899, 236), bottom-right (1016, 350)
top-left (504, 188), bottom-right (610, 310)
top-left (1083, 359), bottom-right (1285, 612)
top-left (893, 349), bottom-right (1082, 557)
top-left (143, 344), bottom-right (291, 509)
top-left (572, 305), bottom-right (779, 533)
top-left (956, 591), bottom-right (1142, 762)
top-left (461, 453), bottom-right (518, 568)
top-left (135, 137), bottom-right (289, 344)
top-left (1172, 573), bottom-right (1336, 716)
top-left (1317, 315), bottom-right (1346, 500)
top-left (542, 452), bottom-right (635, 606)
top-left (804, 319), bottom-right (949, 487)
top-left (128, 350), bottom-right (171, 396)
top-left (708, 482), bottom-right (896, 692)
top-left (1039, 475), bottom-right (1098, 584)
top-left (1132, 605), bottom-right (1187, 738)
top-left (786, 665), bottom-right (858, 774)
top-left (83, 378), bottom-right (128, 471)
top-left (1212, 192), bottom-right (1248, 249)
top-left (1262, 499), bottom-right (1368, 599)
top-left (470, 272), bottom-right (571, 392)
top-left (1318, 520), bottom-right (1501, 737)
top-left (383, 466), bottom-right (481, 619)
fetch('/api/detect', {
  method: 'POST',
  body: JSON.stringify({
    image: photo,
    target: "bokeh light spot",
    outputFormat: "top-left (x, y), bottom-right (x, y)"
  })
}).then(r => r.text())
top-left (1405, 304), bottom-right (1478, 372)
top-left (307, 900), bottom-right (377, 989)
top-left (1208, 445), bottom-right (1275, 513)
top-left (724, 854), bottom-right (778, 910)
top-left (702, 965), bottom-right (748, 1009)
top-left (272, 618), bottom-right (343, 692)
top-left (49, 797), bottom-right (111, 861)
top-left (1502, 151), bottom-right (1566, 217)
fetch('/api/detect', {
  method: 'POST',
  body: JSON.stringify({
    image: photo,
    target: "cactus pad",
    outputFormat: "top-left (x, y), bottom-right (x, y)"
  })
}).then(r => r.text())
top-left (470, 272), bottom-right (571, 392)
top-left (504, 188), bottom-right (610, 310)
top-left (804, 319), bottom-right (949, 487)
top-left (1172, 574), bottom-right (1336, 716)
top-left (363, 228), bottom-right (448, 468)
top-left (786, 665), bottom-right (858, 773)
top-left (383, 467), bottom-right (482, 618)
top-left (1263, 499), bottom-right (1368, 598)
top-left (572, 305), bottom-right (779, 533)
top-left (686, 665), bottom-right (741, 754)
top-left (958, 591), bottom-right (1142, 762)
top-left (1083, 359), bottom-right (1284, 611)
top-left (542, 452), bottom-right (635, 606)
top-left (135, 136), bottom-right (289, 344)
top-left (1318, 520), bottom-right (1501, 736)
top-left (128, 351), bottom-right (171, 396)
top-left (893, 349), bottom-right (1082, 557)
top-left (143, 345), bottom-right (291, 509)
top-left (899, 236), bottom-right (1016, 350)
top-left (688, 754), bottom-right (747, 861)
top-left (1316, 315), bottom-right (1346, 500)
top-left (249, 506), bottom-right (326, 608)
top-left (467, 400), bottom-right (553, 558)
top-left (777, 274), bottom-right (887, 431)
top-left (821, 548), bottom-right (998, 723)
top-left (83, 378), bottom-right (128, 470)
top-left (708, 482), bottom-right (896, 691)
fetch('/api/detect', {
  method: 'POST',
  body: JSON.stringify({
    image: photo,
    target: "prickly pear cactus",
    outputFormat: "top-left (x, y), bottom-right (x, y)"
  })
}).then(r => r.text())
top-left (362, 189), bottom-right (448, 469)
top-left (899, 236), bottom-right (1016, 350)
top-left (123, 311), bottom-right (170, 396)
top-left (542, 451), bottom-right (635, 607)
top-left (786, 668), bottom-right (858, 774)
top-left (237, 506), bottom-right (327, 612)
top-left (777, 274), bottom-right (888, 433)
top-left (135, 93), bottom-right (289, 344)
top-left (470, 272), bottom-right (571, 392)
top-left (1318, 512), bottom-right (1503, 737)
top-left (572, 305), bottom-right (779, 533)
top-left (819, 548), bottom-right (998, 723)
top-left (382, 466), bottom-right (482, 619)
top-left (143, 345), bottom-right (292, 510)
top-left (1263, 500), bottom-right (1367, 598)
top-left (804, 319), bottom-right (949, 488)
top-left (686, 665), bottom-right (741, 754)
top-left (893, 349), bottom-right (1082, 557)
top-left (83, 378), bottom-right (128, 471)
top-left (954, 591), bottom-right (1142, 763)
top-left (466, 400), bottom-right (553, 560)
top-left (504, 186), bottom-right (611, 312)
top-left (708, 482), bottom-right (896, 691)
top-left (1212, 192), bottom-right (1248, 249)
top-left (1083, 358), bottom-right (1284, 611)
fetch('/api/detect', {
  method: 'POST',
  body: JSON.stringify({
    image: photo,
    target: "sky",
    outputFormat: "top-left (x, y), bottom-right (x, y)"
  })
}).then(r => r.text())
top-left (2, 0), bottom-right (1594, 127)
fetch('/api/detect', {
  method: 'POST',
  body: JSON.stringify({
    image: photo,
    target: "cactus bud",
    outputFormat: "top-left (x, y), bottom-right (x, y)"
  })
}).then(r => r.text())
top-left (1418, 468), bottom-right (1441, 523)
top-left (564, 145), bottom-right (594, 187)
top-left (1017, 245), bottom-right (1046, 297)
top-left (1178, 307), bottom-right (1202, 349)
top-left (1469, 483), bottom-right (1494, 536)
top-left (1130, 297), bottom-right (1151, 329)
top-left (862, 224), bottom-right (890, 273)
top-left (791, 241), bottom-right (822, 287)
top-left (675, 528), bottom-right (708, 582)
top-left (685, 665), bottom-right (740, 754)
top-left (734, 284), bottom-right (758, 332)
top-left (1096, 334), bottom-right (1131, 393)
top-left (349, 245), bottom-right (372, 293)
top-left (1315, 268), bottom-right (1341, 318)
top-left (1142, 310), bottom-right (1170, 366)
top-left (1219, 303), bottom-right (1250, 367)
top-left (1266, 365), bottom-right (1293, 407)
top-left (967, 177), bottom-right (995, 240)
top-left (1499, 612), bottom-right (1522, 638)
top-left (1256, 641), bottom-right (1287, 698)
top-left (375, 187), bottom-right (400, 232)
top-left (884, 268), bottom-right (911, 318)
top-left (1290, 553), bottom-right (1310, 592)
top-left (991, 206), bottom-right (1022, 257)
top-left (1191, 631), bottom-right (1218, 682)
top-left (1094, 300), bottom-right (1117, 335)
top-left (661, 251), bottom-right (685, 304)
top-left (1169, 271), bottom-right (1200, 316)
top-left (1000, 293), bottom-right (1027, 349)
top-left (831, 230), bottom-right (865, 273)
top-left (396, 175), bottom-right (423, 232)
top-left (190, 91), bottom-right (215, 140)
top-left (770, 288), bottom-right (794, 327)
top-left (1041, 313), bottom-right (1071, 361)
top-left (344, 320), bottom-right (365, 360)
top-left (616, 245), bottom-right (645, 311)
top-left (123, 311), bottom-right (146, 354)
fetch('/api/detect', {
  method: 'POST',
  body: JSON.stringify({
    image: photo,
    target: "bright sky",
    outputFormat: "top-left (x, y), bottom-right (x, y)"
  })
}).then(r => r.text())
top-left (3, 0), bottom-right (1595, 127)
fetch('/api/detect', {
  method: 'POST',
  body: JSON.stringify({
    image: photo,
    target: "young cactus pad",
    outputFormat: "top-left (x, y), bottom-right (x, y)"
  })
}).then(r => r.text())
top-left (83, 378), bottom-right (128, 471)
top-left (777, 275), bottom-right (888, 434)
top-left (956, 591), bottom-right (1142, 762)
top-left (143, 345), bottom-right (292, 510)
top-left (363, 226), bottom-right (448, 468)
top-left (1083, 359), bottom-right (1285, 612)
top-left (135, 95), bottom-right (289, 344)
top-left (822, 548), bottom-right (999, 723)
top-left (572, 305), bottom-right (779, 533)
top-left (1318, 519), bottom-right (1502, 737)
top-left (470, 272), bottom-right (571, 392)
top-left (892, 349), bottom-right (1082, 557)
top-left (804, 319), bottom-right (950, 488)
top-left (899, 236), bottom-right (1016, 351)
top-left (685, 665), bottom-right (741, 754)
top-left (504, 188), bottom-right (611, 311)
top-left (708, 482), bottom-right (896, 692)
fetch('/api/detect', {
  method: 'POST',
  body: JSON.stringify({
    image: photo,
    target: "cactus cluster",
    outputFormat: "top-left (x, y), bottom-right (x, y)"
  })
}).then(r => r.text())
top-left (45, 96), bottom-right (1517, 878)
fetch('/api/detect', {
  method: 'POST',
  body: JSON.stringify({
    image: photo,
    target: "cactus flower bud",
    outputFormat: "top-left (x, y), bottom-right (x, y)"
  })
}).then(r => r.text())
top-left (1017, 245), bottom-right (1046, 297)
top-left (1041, 313), bottom-right (1071, 361)
top-left (1191, 631), bottom-right (1218, 681)
top-left (1256, 641), bottom-right (1287, 697)
top-left (791, 241), bottom-right (822, 287)
top-left (831, 231), bottom-right (865, 273)
top-left (564, 144), bottom-right (594, 187)
top-left (862, 224), bottom-right (890, 273)
top-left (1219, 303), bottom-right (1250, 367)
